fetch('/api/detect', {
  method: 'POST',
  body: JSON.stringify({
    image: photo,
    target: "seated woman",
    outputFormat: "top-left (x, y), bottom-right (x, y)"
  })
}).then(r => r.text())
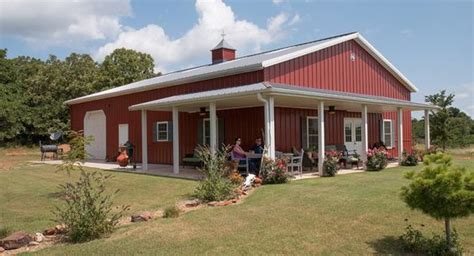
top-left (232, 137), bottom-right (247, 162)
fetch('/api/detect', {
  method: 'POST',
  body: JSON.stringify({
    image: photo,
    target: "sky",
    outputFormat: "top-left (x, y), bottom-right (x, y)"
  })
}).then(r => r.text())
top-left (0, 0), bottom-right (472, 117)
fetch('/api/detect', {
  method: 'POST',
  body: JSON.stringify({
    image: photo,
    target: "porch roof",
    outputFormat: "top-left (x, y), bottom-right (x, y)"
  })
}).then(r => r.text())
top-left (128, 82), bottom-right (438, 113)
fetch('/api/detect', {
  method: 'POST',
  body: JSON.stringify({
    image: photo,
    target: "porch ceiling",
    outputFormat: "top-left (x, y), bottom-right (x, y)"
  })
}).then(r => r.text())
top-left (128, 82), bottom-right (439, 113)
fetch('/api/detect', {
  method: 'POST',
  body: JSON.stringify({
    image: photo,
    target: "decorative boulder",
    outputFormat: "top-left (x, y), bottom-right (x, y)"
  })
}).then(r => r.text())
top-left (43, 228), bottom-right (56, 236)
top-left (0, 231), bottom-right (32, 250)
top-left (33, 233), bottom-right (44, 242)
top-left (131, 211), bottom-right (153, 222)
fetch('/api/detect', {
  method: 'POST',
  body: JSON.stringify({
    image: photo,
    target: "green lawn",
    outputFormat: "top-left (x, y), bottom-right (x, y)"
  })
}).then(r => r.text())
top-left (1, 148), bottom-right (473, 255)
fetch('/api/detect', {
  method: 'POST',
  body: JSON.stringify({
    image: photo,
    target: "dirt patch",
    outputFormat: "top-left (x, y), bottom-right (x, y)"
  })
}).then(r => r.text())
top-left (2, 235), bottom-right (64, 255)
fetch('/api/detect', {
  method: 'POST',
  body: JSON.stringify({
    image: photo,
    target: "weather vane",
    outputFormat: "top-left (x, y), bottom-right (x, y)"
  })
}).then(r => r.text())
top-left (221, 30), bottom-right (225, 39)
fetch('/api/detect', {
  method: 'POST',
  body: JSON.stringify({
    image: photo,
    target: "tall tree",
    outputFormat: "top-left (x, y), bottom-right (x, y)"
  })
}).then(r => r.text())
top-left (98, 48), bottom-right (157, 91)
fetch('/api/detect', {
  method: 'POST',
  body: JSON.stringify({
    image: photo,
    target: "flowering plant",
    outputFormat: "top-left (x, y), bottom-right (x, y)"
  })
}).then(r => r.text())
top-left (366, 148), bottom-right (388, 171)
top-left (323, 150), bottom-right (341, 177)
top-left (260, 157), bottom-right (290, 184)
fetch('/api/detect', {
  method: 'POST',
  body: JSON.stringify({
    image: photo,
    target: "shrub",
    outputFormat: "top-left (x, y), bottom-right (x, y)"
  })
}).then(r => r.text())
top-left (0, 226), bottom-right (10, 239)
top-left (194, 146), bottom-right (237, 202)
top-left (260, 157), bottom-right (290, 184)
top-left (365, 148), bottom-right (388, 171)
top-left (228, 170), bottom-right (244, 185)
top-left (54, 171), bottom-right (130, 243)
top-left (401, 152), bottom-right (474, 252)
top-left (163, 205), bottom-right (181, 218)
top-left (323, 150), bottom-right (340, 177)
top-left (399, 224), bottom-right (463, 255)
top-left (400, 151), bottom-right (418, 166)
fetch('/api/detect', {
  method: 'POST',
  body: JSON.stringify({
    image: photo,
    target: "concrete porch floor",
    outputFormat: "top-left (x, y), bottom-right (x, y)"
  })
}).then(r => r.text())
top-left (30, 160), bottom-right (204, 180)
top-left (30, 160), bottom-right (400, 181)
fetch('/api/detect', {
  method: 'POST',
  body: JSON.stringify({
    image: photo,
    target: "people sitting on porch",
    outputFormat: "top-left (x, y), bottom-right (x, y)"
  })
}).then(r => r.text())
top-left (249, 137), bottom-right (264, 174)
top-left (372, 140), bottom-right (387, 151)
top-left (232, 137), bottom-right (247, 160)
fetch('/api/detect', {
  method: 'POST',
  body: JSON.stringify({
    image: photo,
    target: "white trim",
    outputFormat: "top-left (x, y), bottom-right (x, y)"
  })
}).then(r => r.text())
top-left (306, 116), bottom-right (318, 149)
top-left (172, 107), bottom-right (179, 174)
top-left (397, 108), bottom-right (404, 163)
top-left (317, 101), bottom-right (325, 176)
top-left (381, 119), bottom-right (394, 149)
top-left (141, 110), bottom-right (148, 171)
top-left (269, 96), bottom-right (276, 159)
top-left (209, 102), bottom-right (217, 153)
top-left (361, 105), bottom-right (368, 162)
top-left (155, 121), bottom-right (169, 142)
top-left (424, 109), bottom-right (430, 150)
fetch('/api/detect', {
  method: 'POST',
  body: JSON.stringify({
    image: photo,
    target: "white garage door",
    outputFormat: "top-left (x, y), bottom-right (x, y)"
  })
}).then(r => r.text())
top-left (84, 110), bottom-right (106, 160)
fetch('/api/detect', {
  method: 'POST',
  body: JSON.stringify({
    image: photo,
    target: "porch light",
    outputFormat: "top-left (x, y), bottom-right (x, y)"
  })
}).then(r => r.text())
top-left (199, 107), bottom-right (207, 116)
top-left (328, 106), bottom-right (336, 115)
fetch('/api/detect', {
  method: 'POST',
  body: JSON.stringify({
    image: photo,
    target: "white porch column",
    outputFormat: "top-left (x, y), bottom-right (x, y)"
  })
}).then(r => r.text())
top-left (209, 102), bottom-right (217, 154)
top-left (424, 109), bottom-right (430, 150)
top-left (263, 99), bottom-right (270, 155)
top-left (318, 101), bottom-right (325, 176)
top-left (141, 110), bottom-right (148, 171)
top-left (397, 108), bottom-right (404, 163)
top-left (172, 107), bottom-right (179, 174)
top-left (268, 96), bottom-right (276, 159)
top-left (361, 104), bottom-right (368, 162)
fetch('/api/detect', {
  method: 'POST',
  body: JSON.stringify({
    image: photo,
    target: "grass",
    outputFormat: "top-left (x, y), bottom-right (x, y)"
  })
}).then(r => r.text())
top-left (0, 147), bottom-right (473, 255)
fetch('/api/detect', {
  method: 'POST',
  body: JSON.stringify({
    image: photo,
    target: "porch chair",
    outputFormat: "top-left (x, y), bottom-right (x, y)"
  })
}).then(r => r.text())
top-left (336, 144), bottom-right (361, 169)
top-left (287, 149), bottom-right (304, 176)
top-left (230, 151), bottom-right (249, 175)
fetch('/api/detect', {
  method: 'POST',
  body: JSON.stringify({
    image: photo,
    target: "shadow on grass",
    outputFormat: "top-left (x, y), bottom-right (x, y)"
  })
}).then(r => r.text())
top-left (367, 235), bottom-right (406, 255)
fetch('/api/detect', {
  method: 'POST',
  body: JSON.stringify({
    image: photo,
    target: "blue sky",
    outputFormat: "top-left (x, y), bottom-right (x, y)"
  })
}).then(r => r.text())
top-left (0, 0), bottom-right (472, 117)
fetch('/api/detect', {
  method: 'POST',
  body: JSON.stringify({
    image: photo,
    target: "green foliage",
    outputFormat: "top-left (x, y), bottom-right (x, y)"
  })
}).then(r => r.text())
top-left (401, 152), bottom-right (474, 250)
top-left (163, 205), bottom-right (181, 218)
top-left (400, 151), bottom-right (418, 166)
top-left (399, 224), bottom-right (463, 256)
top-left (54, 170), bottom-right (130, 243)
top-left (323, 151), bottom-right (340, 177)
top-left (0, 48), bottom-right (159, 144)
top-left (194, 146), bottom-right (236, 202)
top-left (0, 226), bottom-right (11, 239)
top-left (365, 148), bottom-right (388, 171)
top-left (57, 130), bottom-right (93, 175)
top-left (421, 90), bottom-right (474, 149)
top-left (260, 157), bottom-right (290, 184)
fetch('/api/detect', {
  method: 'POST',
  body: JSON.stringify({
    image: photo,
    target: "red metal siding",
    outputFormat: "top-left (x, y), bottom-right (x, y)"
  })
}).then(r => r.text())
top-left (264, 39), bottom-right (411, 101)
top-left (70, 71), bottom-right (264, 163)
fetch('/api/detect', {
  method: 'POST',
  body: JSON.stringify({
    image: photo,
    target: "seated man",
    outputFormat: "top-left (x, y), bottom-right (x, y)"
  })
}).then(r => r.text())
top-left (249, 137), bottom-right (264, 175)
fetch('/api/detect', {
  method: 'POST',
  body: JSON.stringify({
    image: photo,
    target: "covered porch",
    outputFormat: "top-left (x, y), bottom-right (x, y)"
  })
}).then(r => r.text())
top-left (129, 82), bottom-right (437, 176)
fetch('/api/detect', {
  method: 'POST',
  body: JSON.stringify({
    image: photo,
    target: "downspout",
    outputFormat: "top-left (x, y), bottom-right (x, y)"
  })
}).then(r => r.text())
top-left (257, 93), bottom-right (271, 157)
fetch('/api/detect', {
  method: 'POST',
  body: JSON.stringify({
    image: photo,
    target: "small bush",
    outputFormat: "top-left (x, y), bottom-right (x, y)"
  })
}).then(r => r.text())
top-left (54, 171), bottom-right (129, 243)
top-left (228, 171), bottom-right (244, 185)
top-left (0, 226), bottom-right (10, 239)
top-left (163, 205), bottom-right (181, 218)
top-left (400, 151), bottom-right (418, 166)
top-left (323, 150), bottom-right (340, 177)
top-left (399, 224), bottom-right (463, 255)
top-left (365, 148), bottom-right (388, 171)
top-left (194, 146), bottom-right (237, 202)
top-left (260, 157), bottom-right (290, 184)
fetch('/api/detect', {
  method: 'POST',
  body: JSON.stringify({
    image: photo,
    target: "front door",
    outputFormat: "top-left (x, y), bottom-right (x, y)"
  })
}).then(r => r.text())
top-left (344, 118), bottom-right (362, 154)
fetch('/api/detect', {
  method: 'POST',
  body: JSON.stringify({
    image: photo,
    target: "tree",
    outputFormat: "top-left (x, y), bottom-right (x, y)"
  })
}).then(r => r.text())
top-left (401, 153), bottom-right (474, 251)
top-left (98, 48), bottom-right (157, 91)
top-left (424, 90), bottom-right (472, 149)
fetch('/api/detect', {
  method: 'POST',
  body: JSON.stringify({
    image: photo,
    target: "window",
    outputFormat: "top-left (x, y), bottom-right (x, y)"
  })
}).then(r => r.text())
top-left (202, 119), bottom-right (218, 145)
top-left (344, 122), bottom-right (352, 142)
top-left (156, 122), bottom-right (168, 141)
top-left (381, 119), bottom-right (393, 148)
top-left (307, 117), bottom-right (318, 149)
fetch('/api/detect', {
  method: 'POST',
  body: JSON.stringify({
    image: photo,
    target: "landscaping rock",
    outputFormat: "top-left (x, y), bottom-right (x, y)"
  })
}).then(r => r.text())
top-left (207, 201), bottom-right (218, 207)
top-left (131, 211), bottom-right (153, 222)
top-left (0, 231), bottom-right (32, 250)
top-left (54, 224), bottom-right (67, 234)
top-left (231, 199), bottom-right (238, 204)
top-left (28, 241), bottom-right (40, 246)
top-left (254, 177), bottom-right (262, 184)
top-left (0, 247), bottom-right (5, 252)
top-left (43, 228), bottom-right (56, 236)
top-left (33, 233), bottom-right (44, 242)
top-left (184, 199), bottom-right (200, 208)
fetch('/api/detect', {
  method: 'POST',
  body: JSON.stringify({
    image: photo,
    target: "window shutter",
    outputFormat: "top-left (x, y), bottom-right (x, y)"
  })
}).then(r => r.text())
top-left (168, 121), bottom-right (173, 142)
top-left (218, 118), bottom-right (225, 148)
top-left (301, 116), bottom-right (308, 149)
top-left (197, 119), bottom-right (203, 146)
top-left (152, 122), bottom-right (158, 142)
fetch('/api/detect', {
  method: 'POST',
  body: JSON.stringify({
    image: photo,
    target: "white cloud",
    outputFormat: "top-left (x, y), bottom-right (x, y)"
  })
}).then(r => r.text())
top-left (0, 0), bottom-right (131, 44)
top-left (272, 0), bottom-right (284, 5)
top-left (452, 82), bottom-right (474, 117)
top-left (400, 28), bottom-right (413, 36)
top-left (95, 0), bottom-right (299, 72)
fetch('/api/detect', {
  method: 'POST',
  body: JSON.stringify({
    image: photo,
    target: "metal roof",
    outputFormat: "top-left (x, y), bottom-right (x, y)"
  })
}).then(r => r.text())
top-left (66, 32), bottom-right (418, 105)
top-left (129, 82), bottom-right (436, 112)
top-left (212, 38), bottom-right (235, 50)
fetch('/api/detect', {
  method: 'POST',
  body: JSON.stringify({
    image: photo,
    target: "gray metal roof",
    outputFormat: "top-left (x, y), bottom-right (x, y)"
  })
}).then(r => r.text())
top-left (212, 38), bottom-right (235, 50)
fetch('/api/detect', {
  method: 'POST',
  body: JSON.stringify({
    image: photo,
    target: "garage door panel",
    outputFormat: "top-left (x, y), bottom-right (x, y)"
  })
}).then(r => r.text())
top-left (84, 110), bottom-right (106, 160)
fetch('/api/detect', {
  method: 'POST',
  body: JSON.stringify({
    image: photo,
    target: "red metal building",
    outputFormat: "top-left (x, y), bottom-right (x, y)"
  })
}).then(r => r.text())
top-left (66, 32), bottom-right (435, 175)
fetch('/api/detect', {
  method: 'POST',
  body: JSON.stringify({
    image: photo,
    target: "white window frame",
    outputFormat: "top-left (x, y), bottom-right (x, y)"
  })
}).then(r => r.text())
top-left (203, 118), bottom-right (218, 145)
top-left (307, 116), bottom-right (318, 149)
top-left (156, 121), bottom-right (169, 142)
top-left (382, 119), bottom-right (394, 149)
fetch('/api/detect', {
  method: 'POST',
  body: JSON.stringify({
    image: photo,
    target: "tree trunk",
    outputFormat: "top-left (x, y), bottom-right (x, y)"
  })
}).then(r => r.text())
top-left (445, 218), bottom-right (452, 250)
